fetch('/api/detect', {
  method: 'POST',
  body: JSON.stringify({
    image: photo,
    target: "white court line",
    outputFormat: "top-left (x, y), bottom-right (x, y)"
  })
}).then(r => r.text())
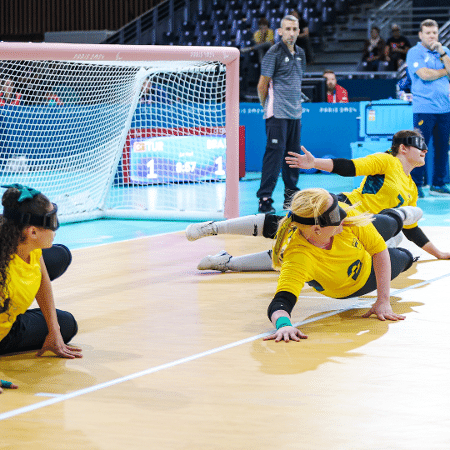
top-left (1, 270), bottom-right (449, 422)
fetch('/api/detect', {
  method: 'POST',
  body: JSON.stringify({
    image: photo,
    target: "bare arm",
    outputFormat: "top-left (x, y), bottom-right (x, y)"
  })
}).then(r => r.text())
top-left (257, 75), bottom-right (271, 107)
top-left (439, 53), bottom-right (450, 75)
top-left (431, 41), bottom-right (450, 75)
top-left (422, 241), bottom-right (450, 259)
top-left (362, 249), bottom-right (405, 321)
top-left (416, 67), bottom-right (448, 80)
top-left (285, 146), bottom-right (334, 172)
top-left (264, 309), bottom-right (307, 342)
top-left (416, 42), bottom-right (450, 78)
top-left (35, 256), bottom-right (82, 358)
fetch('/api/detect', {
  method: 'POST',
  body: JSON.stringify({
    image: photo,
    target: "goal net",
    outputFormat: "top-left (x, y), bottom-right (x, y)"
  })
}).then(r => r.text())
top-left (0, 43), bottom-right (240, 222)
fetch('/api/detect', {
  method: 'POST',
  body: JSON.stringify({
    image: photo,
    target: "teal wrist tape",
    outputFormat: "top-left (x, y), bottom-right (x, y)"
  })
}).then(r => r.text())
top-left (1, 380), bottom-right (13, 388)
top-left (276, 317), bottom-right (292, 330)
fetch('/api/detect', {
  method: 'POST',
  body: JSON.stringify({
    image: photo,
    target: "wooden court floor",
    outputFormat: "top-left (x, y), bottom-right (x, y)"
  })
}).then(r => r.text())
top-left (1, 228), bottom-right (450, 449)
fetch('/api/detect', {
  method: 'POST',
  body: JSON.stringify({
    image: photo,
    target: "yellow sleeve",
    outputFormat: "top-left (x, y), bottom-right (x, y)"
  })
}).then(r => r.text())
top-left (403, 181), bottom-right (420, 229)
top-left (352, 152), bottom-right (392, 177)
top-left (350, 221), bottom-right (387, 256)
top-left (275, 247), bottom-right (311, 297)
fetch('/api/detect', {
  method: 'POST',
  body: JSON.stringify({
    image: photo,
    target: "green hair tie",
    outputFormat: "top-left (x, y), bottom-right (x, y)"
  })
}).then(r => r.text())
top-left (1, 184), bottom-right (41, 202)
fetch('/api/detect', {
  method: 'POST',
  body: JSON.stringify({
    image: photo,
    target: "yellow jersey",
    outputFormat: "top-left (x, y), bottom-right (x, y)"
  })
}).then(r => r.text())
top-left (0, 249), bottom-right (42, 342)
top-left (276, 211), bottom-right (386, 299)
top-left (343, 153), bottom-right (419, 229)
top-left (253, 29), bottom-right (274, 44)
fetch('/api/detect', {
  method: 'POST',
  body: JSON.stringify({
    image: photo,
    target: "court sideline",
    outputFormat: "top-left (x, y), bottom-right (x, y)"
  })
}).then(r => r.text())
top-left (1, 175), bottom-right (450, 449)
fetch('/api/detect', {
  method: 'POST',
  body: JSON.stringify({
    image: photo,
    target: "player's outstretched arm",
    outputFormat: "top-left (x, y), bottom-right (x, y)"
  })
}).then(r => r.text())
top-left (263, 310), bottom-right (307, 342)
top-left (0, 380), bottom-right (18, 393)
top-left (286, 146), bottom-right (334, 172)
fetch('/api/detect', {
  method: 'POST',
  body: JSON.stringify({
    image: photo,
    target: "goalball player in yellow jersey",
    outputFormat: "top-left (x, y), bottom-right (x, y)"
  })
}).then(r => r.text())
top-left (0, 185), bottom-right (82, 362)
top-left (265, 188), bottom-right (415, 342)
top-left (186, 130), bottom-right (448, 272)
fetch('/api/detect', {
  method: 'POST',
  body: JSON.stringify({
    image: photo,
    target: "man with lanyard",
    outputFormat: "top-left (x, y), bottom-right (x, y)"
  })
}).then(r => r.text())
top-left (406, 19), bottom-right (450, 197)
top-left (256, 14), bottom-right (306, 214)
top-left (323, 70), bottom-right (348, 103)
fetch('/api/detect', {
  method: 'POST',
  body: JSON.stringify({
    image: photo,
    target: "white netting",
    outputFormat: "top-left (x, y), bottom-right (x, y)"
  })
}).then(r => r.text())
top-left (0, 58), bottom-right (231, 222)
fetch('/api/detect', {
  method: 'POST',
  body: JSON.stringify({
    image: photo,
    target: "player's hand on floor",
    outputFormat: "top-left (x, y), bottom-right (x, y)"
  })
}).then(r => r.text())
top-left (264, 326), bottom-right (308, 342)
top-left (0, 380), bottom-right (18, 393)
top-left (362, 302), bottom-right (405, 321)
top-left (36, 333), bottom-right (83, 359)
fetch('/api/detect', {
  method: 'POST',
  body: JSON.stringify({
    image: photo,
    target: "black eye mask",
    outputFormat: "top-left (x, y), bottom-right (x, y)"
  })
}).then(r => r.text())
top-left (392, 136), bottom-right (427, 151)
top-left (2, 203), bottom-right (60, 231)
top-left (289, 194), bottom-right (347, 227)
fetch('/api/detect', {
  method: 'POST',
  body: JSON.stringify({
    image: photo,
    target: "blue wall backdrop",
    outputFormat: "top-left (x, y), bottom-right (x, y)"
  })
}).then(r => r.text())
top-left (240, 102), bottom-right (360, 172)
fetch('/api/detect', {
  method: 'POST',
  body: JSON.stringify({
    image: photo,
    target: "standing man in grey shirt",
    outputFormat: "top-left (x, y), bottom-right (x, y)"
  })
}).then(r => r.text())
top-left (256, 14), bottom-right (305, 214)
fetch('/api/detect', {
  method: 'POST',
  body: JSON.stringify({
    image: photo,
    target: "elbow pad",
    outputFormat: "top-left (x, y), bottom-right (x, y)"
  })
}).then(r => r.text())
top-left (267, 291), bottom-right (297, 320)
top-left (331, 158), bottom-right (356, 177)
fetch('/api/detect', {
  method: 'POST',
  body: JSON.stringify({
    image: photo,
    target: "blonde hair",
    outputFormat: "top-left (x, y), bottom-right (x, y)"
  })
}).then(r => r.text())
top-left (272, 188), bottom-right (373, 269)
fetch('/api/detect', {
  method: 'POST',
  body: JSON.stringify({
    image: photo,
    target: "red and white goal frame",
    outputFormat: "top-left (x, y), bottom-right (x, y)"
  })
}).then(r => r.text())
top-left (0, 42), bottom-right (240, 222)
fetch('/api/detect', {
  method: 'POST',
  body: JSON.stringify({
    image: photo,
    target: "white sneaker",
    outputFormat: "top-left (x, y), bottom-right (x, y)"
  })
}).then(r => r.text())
top-left (395, 206), bottom-right (423, 226)
top-left (386, 232), bottom-right (403, 248)
top-left (186, 221), bottom-right (218, 241)
top-left (197, 250), bottom-right (231, 272)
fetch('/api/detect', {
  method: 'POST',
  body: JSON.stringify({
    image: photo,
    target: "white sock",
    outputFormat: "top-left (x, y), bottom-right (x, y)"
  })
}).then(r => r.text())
top-left (227, 250), bottom-right (273, 271)
top-left (216, 214), bottom-right (266, 237)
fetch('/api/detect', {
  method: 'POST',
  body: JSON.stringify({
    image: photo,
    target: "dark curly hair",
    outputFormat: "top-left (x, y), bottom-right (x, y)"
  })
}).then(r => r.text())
top-left (0, 187), bottom-right (51, 313)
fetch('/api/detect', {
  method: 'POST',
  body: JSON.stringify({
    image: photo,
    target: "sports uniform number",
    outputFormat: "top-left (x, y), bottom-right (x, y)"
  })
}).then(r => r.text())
top-left (396, 194), bottom-right (404, 207)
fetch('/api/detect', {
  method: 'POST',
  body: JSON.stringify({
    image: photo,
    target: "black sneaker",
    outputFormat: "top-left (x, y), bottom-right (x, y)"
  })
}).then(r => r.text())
top-left (258, 198), bottom-right (276, 214)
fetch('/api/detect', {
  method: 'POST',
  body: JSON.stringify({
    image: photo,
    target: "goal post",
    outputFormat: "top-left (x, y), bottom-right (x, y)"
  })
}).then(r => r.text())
top-left (0, 42), bottom-right (240, 223)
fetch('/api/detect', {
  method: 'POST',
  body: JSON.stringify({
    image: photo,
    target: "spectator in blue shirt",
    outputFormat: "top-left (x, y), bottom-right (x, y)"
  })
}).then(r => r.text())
top-left (406, 19), bottom-right (450, 197)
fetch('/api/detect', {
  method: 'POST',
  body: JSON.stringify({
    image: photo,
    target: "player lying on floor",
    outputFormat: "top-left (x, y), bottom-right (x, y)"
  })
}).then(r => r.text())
top-left (186, 129), bottom-right (449, 271)
top-left (264, 188), bottom-right (416, 342)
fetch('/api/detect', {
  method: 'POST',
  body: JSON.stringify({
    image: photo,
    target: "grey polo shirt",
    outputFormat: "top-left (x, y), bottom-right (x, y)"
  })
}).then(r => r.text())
top-left (260, 41), bottom-right (305, 120)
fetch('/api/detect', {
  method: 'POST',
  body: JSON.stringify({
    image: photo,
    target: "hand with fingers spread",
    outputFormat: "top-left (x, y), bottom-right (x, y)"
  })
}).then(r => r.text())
top-left (362, 300), bottom-right (405, 321)
top-left (285, 146), bottom-right (315, 170)
top-left (36, 332), bottom-right (83, 359)
top-left (265, 312), bottom-right (308, 343)
top-left (264, 326), bottom-right (308, 342)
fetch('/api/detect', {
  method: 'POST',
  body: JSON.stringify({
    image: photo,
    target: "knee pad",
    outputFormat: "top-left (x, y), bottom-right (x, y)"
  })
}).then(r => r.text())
top-left (263, 214), bottom-right (281, 239)
top-left (396, 247), bottom-right (415, 272)
top-left (379, 208), bottom-right (403, 235)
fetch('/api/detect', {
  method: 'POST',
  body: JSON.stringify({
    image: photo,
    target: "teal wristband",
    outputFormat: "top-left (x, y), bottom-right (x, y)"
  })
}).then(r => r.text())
top-left (276, 317), bottom-right (292, 330)
top-left (1, 380), bottom-right (13, 388)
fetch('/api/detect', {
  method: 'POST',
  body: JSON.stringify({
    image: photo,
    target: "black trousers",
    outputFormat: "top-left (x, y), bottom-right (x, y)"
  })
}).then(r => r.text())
top-left (347, 211), bottom-right (414, 297)
top-left (0, 244), bottom-right (78, 355)
top-left (257, 116), bottom-right (301, 203)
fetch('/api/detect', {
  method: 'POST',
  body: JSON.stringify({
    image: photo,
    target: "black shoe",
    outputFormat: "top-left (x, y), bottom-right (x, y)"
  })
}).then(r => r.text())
top-left (258, 198), bottom-right (276, 214)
